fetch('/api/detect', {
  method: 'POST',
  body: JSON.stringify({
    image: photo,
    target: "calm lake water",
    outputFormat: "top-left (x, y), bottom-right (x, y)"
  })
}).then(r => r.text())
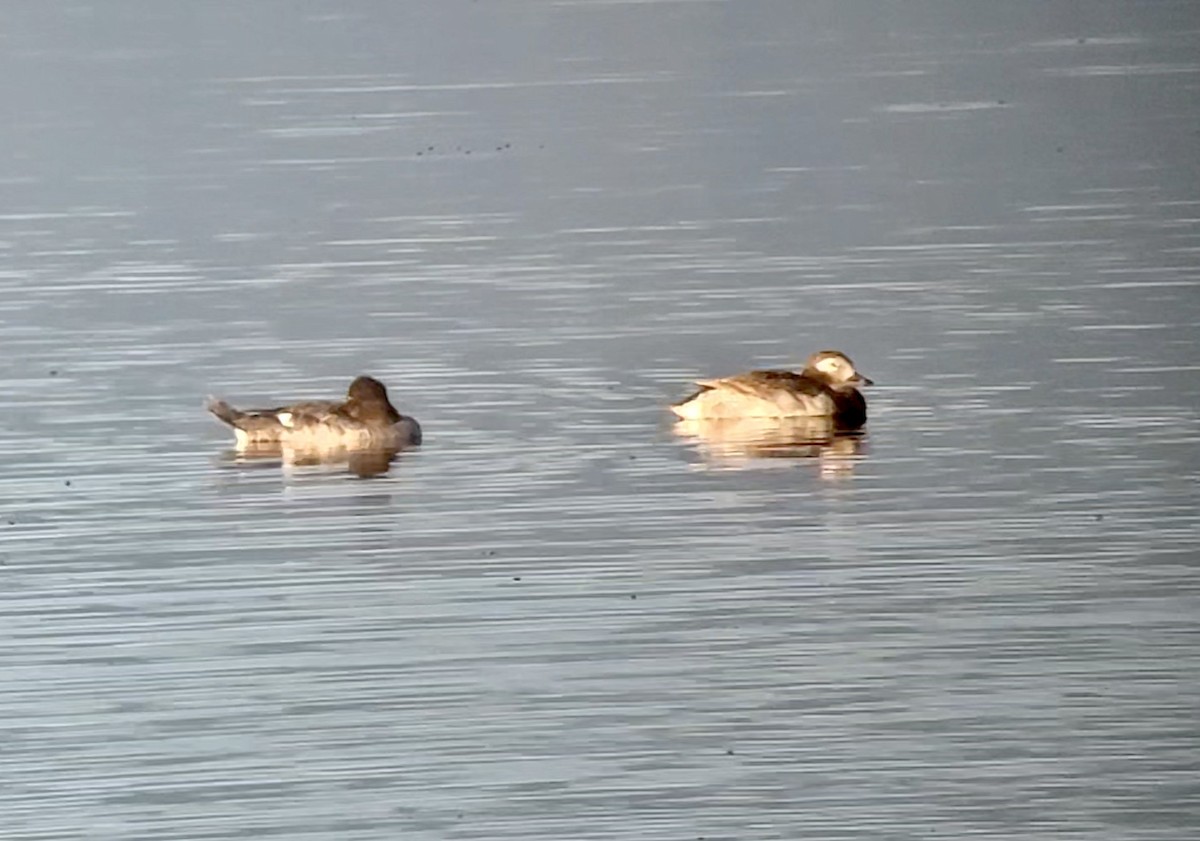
top-left (2, 2), bottom-right (1198, 839)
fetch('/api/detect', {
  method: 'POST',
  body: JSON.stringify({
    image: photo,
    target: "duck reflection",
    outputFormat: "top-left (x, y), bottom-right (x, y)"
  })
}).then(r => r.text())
top-left (219, 443), bottom-right (403, 478)
top-left (672, 416), bottom-right (866, 474)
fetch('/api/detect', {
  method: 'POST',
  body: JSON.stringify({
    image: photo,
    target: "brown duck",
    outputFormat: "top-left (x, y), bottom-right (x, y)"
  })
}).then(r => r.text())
top-left (671, 350), bottom-right (872, 428)
top-left (207, 375), bottom-right (422, 450)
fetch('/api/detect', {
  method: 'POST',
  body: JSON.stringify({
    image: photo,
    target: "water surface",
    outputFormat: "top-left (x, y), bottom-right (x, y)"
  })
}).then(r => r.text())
top-left (1, 2), bottom-right (1198, 839)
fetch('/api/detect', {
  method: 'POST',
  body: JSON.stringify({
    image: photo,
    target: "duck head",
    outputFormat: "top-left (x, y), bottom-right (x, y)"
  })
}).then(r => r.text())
top-left (344, 375), bottom-right (401, 423)
top-left (347, 375), bottom-right (390, 402)
top-left (804, 350), bottom-right (873, 387)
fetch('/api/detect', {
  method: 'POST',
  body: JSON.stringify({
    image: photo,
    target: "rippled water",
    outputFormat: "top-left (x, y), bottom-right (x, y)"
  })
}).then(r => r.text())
top-left (2, 3), bottom-right (1198, 839)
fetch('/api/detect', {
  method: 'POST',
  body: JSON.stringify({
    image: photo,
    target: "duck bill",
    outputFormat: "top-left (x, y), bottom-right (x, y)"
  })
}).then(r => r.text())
top-left (852, 374), bottom-right (874, 386)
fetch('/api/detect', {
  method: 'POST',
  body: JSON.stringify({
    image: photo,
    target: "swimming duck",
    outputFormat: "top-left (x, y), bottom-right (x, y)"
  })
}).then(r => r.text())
top-left (670, 350), bottom-right (872, 427)
top-left (207, 375), bottom-right (422, 451)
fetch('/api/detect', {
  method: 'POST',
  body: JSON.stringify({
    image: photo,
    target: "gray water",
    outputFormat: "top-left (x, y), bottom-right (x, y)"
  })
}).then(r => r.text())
top-left (2, 2), bottom-right (1198, 839)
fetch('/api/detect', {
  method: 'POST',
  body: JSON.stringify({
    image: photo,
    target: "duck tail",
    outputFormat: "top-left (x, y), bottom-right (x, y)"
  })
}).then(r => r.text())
top-left (205, 396), bottom-right (244, 428)
top-left (670, 391), bottom-right (704, 419)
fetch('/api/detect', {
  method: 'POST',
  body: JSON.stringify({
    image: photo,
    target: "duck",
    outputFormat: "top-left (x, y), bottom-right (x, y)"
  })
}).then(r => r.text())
top-left (206, 375), bottom-right (422, 451)
top-left (670, 350), bottom-right (872, 428)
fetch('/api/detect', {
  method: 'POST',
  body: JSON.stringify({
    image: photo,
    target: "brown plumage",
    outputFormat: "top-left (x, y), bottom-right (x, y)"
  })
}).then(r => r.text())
top-left (206, 375), bottom-right (421, 451)
top-left (671, 350), bottom-right (872, 428)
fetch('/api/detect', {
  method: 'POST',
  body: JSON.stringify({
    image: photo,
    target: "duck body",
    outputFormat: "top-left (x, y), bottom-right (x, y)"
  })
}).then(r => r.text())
top-left (207, 375), bottom-right (422, 452)
top-left (671, 350), bottom-right (872, 429)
